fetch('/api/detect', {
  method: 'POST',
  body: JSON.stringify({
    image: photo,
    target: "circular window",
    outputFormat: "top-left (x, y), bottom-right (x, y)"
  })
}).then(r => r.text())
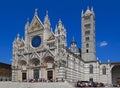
top-left (31, 36), bottom-right (41, 47)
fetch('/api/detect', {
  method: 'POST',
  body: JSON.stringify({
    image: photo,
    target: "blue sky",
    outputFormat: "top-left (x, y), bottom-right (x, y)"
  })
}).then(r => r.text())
top-left (0, 0), bottom-right (120, 64)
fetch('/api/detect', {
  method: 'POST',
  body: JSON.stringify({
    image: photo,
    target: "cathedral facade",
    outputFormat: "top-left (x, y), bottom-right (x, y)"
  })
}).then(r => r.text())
top-left (12, 7), bottom-right (120, 85)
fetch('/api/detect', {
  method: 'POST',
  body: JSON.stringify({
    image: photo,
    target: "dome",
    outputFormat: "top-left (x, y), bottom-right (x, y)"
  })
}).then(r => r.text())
top-left (70, 40), bottom-right (77, 46)
top-left (70, 36), bottom-right (77, 46)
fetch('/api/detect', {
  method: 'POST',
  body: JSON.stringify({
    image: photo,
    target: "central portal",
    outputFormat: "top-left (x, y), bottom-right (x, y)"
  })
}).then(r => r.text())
top-left (22, 73), bottom-right (27, 81)
top-left (34, 69), bottom-right (39, 80)
top-left (47, 70), bottom-right (53, 80)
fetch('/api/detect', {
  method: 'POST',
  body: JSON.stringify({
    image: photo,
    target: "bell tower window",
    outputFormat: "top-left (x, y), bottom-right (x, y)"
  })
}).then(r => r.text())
top-left (85, 30), bottom-right (90, 35)
top-left (85, 37), bottom-right (89, 41)
top-left (84, 24), bottom-right (91, 29)
top-left (86, 43), bottom-right (89, 48)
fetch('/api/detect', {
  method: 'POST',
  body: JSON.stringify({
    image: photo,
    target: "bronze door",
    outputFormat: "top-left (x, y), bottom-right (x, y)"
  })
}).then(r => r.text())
top-left (47, 70), bottom-right (53, 80)
top-left (34, 69), bottom-right (39, 80)
top-left (22, 73), bottom-right (26, 81)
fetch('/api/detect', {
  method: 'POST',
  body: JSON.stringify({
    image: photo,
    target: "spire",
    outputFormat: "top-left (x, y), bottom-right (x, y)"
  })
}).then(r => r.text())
top-left (108, 59), bottom-right (110, 63)
top-left (82, 9), bottom-right (84, 13)
top-left (71, 36), bottom-right (77, 47)
top-left (82, 9), bottom-right (84, 14)
top-left (44, 10), bottom-right (50, 24)
top-left (87, 6), bottom-right (90, 10)
top-left (55, 24), bottom-right (57, 29)
top-left (51, 27), bottom-right (53, 32)
top-left (34, 8), bottom-right (38, 16)
top-left (91, 6), bottom-right (93, 11)
top-left (58, 18), bottom-right (63, 27)
top-left (44, 10), bottom-right (50, 30)
top-left (17, 33), bottom-right (20, 38)
top-left (58, 18), bottom-right (62, 23)
top-left (27, 18), bottom-right (30, 26)
top-left (25, 18), bottom-right (30, 30)
top-left (44, 10), bottom-right (48, 20)
top-left (72, 36), bottom-right (75, 42)
top-left (91, 6), bottom-right (95, 15)
top-left (81, 9), bottom-right (84, 17)
top-left (55, 24), bottom-right (58, 33)
top-left (46, 10), bottom-right (48, 17)
top-left (21, 37), bottom-right (24, 41)
top-left (17, 33), bottom-right (20, 41)
top-left (13, 37), bottom-right (16, 45)
top-left (27, 18), bottom-right (29, 23)
top-left (85, 6), bottom-right (91, 14)
top-left (97, 57), bottom-right (99, 60)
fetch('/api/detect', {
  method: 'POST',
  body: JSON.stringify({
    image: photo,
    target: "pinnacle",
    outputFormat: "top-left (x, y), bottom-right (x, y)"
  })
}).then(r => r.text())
top-left (35, 8), bottom-right (38, 15)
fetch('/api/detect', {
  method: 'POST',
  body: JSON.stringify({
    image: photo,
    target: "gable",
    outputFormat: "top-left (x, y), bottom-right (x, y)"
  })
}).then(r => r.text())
top-left (30, 15), bottom-right (44, 32)
top-left (42, 50), bottom-right (55, 60)
top-left (30, 52), bottom-right (40, 59)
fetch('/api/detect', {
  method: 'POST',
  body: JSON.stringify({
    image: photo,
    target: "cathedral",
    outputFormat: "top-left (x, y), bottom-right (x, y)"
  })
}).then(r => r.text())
top-left (12, 7), bottom-right (120, 85)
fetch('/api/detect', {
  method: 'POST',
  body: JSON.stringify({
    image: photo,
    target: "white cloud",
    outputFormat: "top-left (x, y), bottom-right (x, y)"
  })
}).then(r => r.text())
top-left (100, 41), bottom-right (108, 47)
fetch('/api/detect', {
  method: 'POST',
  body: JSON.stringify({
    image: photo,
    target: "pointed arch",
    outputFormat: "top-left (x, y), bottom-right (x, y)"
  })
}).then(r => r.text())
top-left (111, 65), bottom-right (120, 85)
top-left (18, 60), bottom-right (27, 66)
top-left (89, 64), bottom-right (93, 74)
top-left (42, 56), bottom-right (54, 69)
top-left (29, 58), bottom-right (40, 66)
top-left (102, 66), bottom-right (106, 75)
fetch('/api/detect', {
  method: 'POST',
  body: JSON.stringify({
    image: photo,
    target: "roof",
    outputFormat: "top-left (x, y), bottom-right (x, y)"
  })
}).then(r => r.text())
top-left (0, 62), bottom-right (11, 69)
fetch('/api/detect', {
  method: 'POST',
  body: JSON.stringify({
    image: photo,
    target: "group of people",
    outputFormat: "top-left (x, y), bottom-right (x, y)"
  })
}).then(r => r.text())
top-left (76, 80), bottom-right (105, 87)
top-left (28, 78), bottom-right (57, 82)
top-left (28, 78), bottom-right (47, 82)
top-left (27, 78), bottom-right (64, 82)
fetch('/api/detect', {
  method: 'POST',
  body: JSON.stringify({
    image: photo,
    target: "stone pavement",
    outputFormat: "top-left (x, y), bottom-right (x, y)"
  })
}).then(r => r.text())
top-left (0, 82), bottom-right (74, 88)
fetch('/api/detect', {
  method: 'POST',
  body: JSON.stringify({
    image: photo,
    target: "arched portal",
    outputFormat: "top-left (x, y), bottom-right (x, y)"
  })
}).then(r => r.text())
top-left (18, 60), bottom-right (27, 66)
top-left (18, 60), bottom-right (27, 81)
top-left (29, 58), bottom-right (40, 80)
top-left (30, 58), bottom-right (40, 66)
top-left (111, 65), bottom-right (120, 85)
top-left (43, 56), bottom-right (54, 68)
top-left (42, 56), bottom-right (55, 81)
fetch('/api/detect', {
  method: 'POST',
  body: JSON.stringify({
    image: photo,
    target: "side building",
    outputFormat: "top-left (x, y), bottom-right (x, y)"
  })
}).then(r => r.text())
top-left (0, 62), bottom-right (12, 81)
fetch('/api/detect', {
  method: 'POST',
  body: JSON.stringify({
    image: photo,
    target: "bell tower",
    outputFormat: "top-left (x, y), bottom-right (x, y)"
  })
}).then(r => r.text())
top-left (81, 7), bottom-right (96, 61)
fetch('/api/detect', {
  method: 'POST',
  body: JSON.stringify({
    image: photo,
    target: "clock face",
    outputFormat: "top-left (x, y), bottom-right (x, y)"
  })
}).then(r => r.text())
top-left (31, 36), bottom-right (41, 48)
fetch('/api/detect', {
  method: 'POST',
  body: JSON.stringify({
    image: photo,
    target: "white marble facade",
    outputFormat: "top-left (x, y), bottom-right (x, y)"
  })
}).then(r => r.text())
top-left (12, 7), bottom-right (120, 85)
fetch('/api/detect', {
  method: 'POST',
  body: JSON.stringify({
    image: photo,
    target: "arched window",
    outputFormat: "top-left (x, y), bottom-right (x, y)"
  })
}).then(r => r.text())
top-left (102, 66), bottom-right (106, 75)
top-left (86, 49), bottom-right (89, 53)
top-left (89, 65), bottom-right (93, 74)
top-left (86, 43), bottom-right (89, 48)
top-left (85, 30), bottom-right (90, 35)
top-left (85, 37), bottom-right (89, 41)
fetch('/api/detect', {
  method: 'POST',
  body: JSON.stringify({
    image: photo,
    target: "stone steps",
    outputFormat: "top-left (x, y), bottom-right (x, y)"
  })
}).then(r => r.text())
top-left (0, 82), bottom-right (74, 88)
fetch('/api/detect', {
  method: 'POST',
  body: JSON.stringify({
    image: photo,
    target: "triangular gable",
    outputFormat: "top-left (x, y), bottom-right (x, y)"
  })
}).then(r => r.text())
top-left (42, 50), bottom-right (55, 60)
top-left (47, 32), bottom-right (55, 41)
top-left (18, 54), bottom-right (26, 62)
top-left (31, 52), bottom-right (40, 59)
top-left (30, 15), bottom-right (44, 32)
